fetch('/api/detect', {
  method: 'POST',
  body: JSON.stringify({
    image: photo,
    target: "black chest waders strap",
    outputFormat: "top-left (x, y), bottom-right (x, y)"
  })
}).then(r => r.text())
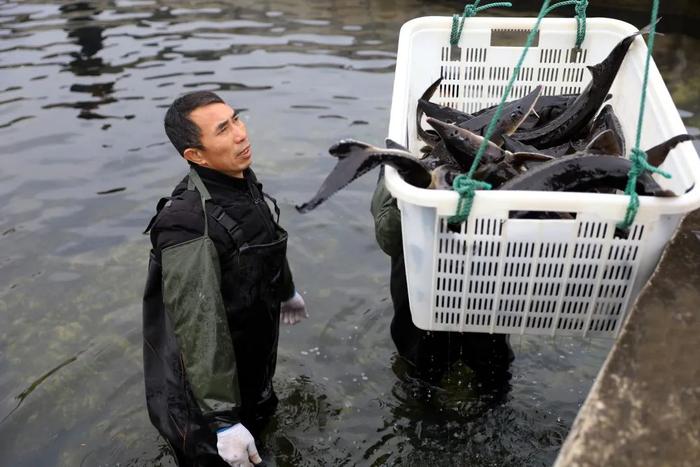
top-left (187, 168), bottom-right (212, 236)
top-left (246, 175), bottom-right (282, 224)
top-left (263, 192), bottom-right (281, 224)
top-left (207, 204), bottom-right (248, 251)
top-left (189, 168), bottom-right (249, 251)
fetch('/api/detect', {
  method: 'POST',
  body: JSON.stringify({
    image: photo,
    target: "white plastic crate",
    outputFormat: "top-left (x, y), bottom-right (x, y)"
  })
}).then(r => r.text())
top-left (385, 17), bottom-right (700, 337)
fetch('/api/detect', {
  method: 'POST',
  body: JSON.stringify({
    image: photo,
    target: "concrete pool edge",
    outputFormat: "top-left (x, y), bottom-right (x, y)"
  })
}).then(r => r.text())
top-left (554, 208), bottom-right (700, 466)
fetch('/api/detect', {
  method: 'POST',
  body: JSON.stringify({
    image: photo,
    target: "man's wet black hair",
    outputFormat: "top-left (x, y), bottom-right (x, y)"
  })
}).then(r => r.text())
top-left (164, 91), bottom-right (224, 156)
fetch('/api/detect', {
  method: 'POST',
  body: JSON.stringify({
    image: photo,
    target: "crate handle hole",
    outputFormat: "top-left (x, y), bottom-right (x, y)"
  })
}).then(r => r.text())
top-left (450, 45), bottom-right (461, 61)
top-left (490, 29), bottom-right (539, 48)
top-left (508, 211), bottom-right (577, 220)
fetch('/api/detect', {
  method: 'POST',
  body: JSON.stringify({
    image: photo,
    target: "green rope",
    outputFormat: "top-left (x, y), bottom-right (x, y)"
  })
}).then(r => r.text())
top-left (449, 0), bottom-right (552, 224)
top-left (618, 149), bottom-right (671, 228)
top-left (543, 0), bottom-right (589, 48)
top-left (450, 0), bottom-right (513, 46)
top-left (618, 0), bottom-right (672, 230)
top-left (452, 178), bottom-right (493, 224)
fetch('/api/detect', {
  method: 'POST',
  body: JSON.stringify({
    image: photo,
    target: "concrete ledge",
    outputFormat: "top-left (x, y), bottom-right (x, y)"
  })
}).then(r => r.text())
top-left (555, 208), bottom-right (700, 467)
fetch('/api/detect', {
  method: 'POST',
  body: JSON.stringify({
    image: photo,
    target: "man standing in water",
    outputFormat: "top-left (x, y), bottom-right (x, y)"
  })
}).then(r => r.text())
top-left (143, 91), bottom-right (307, 466)
top-left (371, 170), bottom-right (513, 395)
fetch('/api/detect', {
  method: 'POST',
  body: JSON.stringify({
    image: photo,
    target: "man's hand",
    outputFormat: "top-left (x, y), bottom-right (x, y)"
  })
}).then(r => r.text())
top-left (281, 291), bottom-right (308, 325)
top-left (216, 423), bottom-right (262, 466)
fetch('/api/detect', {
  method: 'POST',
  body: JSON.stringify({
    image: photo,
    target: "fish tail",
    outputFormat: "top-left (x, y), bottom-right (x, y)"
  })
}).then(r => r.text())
top-left (646, 133), bottom-right (697, 167)
top-left (421, 77), bottom-right (443, 101)
top-left (639, 18), bottom-right (662, 36)
top-left (329, 139), bottom-right (373, 159)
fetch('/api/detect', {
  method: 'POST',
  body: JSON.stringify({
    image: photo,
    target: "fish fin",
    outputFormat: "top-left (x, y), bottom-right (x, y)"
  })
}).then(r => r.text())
top-left (646, 134), bottom-right (697, 167)
top-left (421, 77), bottom-right (443, 101)
top-left (297, 139), bottom-right (381, 213)
top-left (501, 134), bottom-right (532, 153)
top-left (416, 102), bottom-right (442, 145)
top-left (416, 78), bottom-right (444, 146)
top-left (586, 64), bottom-right (602, 78)
top-left (510, 152), bottom-right (553, 162)
top-left (585, 129), bottom-right (622, 155)
top-left (385, 138), bottom-right (408, 151)
top-left (657, 189), bottom-right (676, 197)
top-left (329, 139), bottom-right (374, 159)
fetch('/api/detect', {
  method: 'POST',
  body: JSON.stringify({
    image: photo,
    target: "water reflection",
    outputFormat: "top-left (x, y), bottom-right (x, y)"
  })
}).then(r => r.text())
top-left (0, 0), bottom-right (698, 465)
top-left (62, 2), bottom-right (105, 75)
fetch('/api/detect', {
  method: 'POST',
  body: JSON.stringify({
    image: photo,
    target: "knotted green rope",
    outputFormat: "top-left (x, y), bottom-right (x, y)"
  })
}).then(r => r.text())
top-left (452, 178), bottom-right (493, 224)
top-left (449, 0), bottom-right (551, 224)
top-left (543, 0), bottom-right (589, 48)
top-left (618, 148), bottom-right (671, 228)
top-left (450, 0), bottom-right (513, 46)
top-left (618, 0), bottom-right (672, 230)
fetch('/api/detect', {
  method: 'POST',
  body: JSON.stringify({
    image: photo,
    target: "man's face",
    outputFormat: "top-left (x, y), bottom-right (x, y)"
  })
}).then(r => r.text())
top-left (186, 102), bottom-right (252, 178)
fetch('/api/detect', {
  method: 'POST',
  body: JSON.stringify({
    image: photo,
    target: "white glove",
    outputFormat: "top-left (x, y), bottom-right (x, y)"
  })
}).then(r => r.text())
top-left (216, 423), bottom-right (262, 466)
top-left (280, 291), bottom-right (308, 325)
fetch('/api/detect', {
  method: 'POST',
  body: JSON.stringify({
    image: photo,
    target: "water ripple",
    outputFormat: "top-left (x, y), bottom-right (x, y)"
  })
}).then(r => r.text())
top-left (1, 1), bottom-right (696, 465)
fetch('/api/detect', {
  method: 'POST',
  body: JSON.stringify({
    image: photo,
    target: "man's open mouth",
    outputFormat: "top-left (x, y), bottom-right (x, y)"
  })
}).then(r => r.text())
top-left (237, 145), bottom-right (251, 158)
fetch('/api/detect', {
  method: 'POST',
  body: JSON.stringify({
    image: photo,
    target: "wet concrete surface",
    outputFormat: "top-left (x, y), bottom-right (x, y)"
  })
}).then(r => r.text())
top-left (555, 208), bottom-right (700, 466)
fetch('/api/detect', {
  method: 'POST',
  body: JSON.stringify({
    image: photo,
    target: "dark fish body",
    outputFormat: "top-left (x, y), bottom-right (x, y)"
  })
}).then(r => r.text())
top-left (502, 135), bottom-right (573, 158)
top-left (426, 117), bottom-right (503, 170)
top-left (518, 94), bottom-right (578, 131)
top-left (588, 104), bottom-right (626, 156)
top-left (474, 160), bottom-right (520, 188)
top-left (417, 99), bottom-right (473, 126)
top-left (456, 86), bottom-right (543, 142)
top-left (499, 153), bottom-right (673, 196)
top-left (430, 164), bottom-right (463, 190)
top-left (513, 27), bottom-right (647, 148)
top-left (422, 141), bottom-right (464, 170)
top-left (533, 94), bottom-right (579, 120)
top-left (476, 152), bottom-right (554, 188)
top-left (519, 93), bottom-right (612, 131)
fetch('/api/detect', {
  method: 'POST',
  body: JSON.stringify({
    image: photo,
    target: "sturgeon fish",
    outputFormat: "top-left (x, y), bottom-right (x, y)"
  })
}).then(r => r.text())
top-left (295, 140), bottom-right (460, 213)
top-left (512, 23), bottom-right (653, 148)
top-left (498, 153), bottom-right (674, 196)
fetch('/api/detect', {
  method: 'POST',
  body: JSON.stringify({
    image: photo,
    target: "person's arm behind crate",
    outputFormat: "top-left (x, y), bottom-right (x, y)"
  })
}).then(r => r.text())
top-left (371, 168), bottom-right (403, 258)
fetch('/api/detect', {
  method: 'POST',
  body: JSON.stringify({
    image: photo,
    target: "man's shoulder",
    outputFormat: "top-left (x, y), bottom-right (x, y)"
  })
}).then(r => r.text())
top-left (149, 188), bottom-right (234, 254)
top-left (151, 190), bottom-right (202, 232)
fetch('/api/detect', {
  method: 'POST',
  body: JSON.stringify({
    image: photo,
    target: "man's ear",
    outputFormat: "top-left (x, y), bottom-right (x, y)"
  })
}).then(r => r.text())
top-left (183, 147), bottom-right (207, 166)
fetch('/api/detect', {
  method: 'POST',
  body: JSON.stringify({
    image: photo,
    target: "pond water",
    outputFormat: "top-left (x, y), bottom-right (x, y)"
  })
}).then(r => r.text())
top-left (1, 1), bottom-right (698, 465)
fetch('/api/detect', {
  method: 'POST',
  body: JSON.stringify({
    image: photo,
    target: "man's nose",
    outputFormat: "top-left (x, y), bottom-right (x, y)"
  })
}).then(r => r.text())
top-left (232, 123), bottom-right (247, 143)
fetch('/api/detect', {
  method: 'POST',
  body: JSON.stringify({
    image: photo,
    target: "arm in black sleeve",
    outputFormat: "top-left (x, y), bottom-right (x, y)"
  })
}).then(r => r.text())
top-left (279, 257), bottom-right (296, 301)
top-left (147, 207), bottom-right (241, 432)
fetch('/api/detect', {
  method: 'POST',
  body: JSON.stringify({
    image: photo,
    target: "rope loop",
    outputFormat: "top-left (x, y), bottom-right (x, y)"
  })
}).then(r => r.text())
top-left (448, 175), bottom-right (492, 224)
top-left (449, 0), bottom-right (550, 224)
top-left (450, 1), bottom-right (513, 46)
top-left (544, 0), bottom-right (588, 47)
top-left (618, 0), bottom-right (667, 231)
top-left (618, 148), bottom-right (671, 230)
